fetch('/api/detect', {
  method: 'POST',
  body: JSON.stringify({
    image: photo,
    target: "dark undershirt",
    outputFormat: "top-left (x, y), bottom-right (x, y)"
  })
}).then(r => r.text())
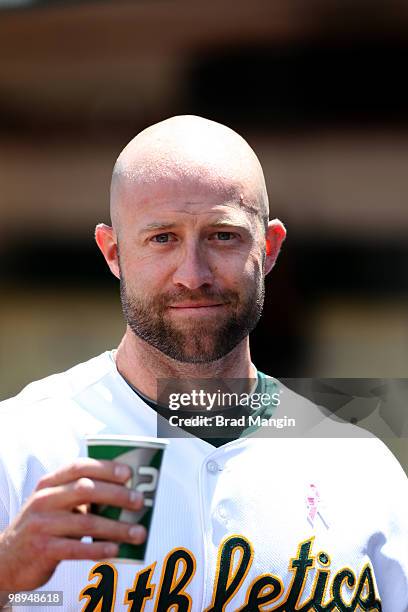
top-left (123, 372), bottom-right (279, 448)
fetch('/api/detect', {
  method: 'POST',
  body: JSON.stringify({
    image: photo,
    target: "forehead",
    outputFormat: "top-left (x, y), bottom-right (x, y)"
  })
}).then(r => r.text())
top-left (118, 173), bottom-right (260, 229)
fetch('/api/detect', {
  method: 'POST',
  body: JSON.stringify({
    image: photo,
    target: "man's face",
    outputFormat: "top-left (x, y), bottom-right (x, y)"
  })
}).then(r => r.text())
top-left (116, 174), bottom-right (266, 363)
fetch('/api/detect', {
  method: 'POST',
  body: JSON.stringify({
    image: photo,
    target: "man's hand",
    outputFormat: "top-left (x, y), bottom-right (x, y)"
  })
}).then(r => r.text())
top-left (0, 458), bottom-right (146, 593)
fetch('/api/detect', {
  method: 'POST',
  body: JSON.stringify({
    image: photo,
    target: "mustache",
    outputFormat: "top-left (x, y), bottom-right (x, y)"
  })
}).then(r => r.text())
top-left (156, 287), bottom-right (239, 307)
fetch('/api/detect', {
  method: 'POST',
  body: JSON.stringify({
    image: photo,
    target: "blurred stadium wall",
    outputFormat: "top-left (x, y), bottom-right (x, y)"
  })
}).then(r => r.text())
top-left (0, 0), bottom-right (407, 470)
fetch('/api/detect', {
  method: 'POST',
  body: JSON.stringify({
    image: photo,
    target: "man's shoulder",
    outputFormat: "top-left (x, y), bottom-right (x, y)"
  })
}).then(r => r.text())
top-left (256, 370), bottom-right (379, 439)
top-left (0, 351), bottom-right (119, 475)
top-left (256, 371), bottom-right (407, 480)
top-left (1, 351), bottom-right (115, 410)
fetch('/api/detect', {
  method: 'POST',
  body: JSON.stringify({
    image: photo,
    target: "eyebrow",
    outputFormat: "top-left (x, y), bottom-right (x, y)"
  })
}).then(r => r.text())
top-left (139, 219), bottom-right (252, 234)
top-left (207, 220), bottom-right (251, 231)
top-left (140, 222), bottom-right (178, 233)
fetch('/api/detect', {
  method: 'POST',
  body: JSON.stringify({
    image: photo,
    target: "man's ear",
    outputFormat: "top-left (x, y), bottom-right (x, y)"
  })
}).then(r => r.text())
top-left (95, 223), bottom-right (120, 279)
top-left (264, 219), bottom-right (286, 275)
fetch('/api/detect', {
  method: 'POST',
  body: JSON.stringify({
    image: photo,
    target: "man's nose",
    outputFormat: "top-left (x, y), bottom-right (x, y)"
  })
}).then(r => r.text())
top-left (172, 244), bottom-right (213, 290)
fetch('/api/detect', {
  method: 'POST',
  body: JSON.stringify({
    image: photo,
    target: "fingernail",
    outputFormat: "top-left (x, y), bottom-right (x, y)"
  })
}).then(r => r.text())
top-left (129, 525), bottom-right (146, 541)
top-left (114, 464), bottom-right (131, 479)
top-left (129, 490), bottom-right (142, 505)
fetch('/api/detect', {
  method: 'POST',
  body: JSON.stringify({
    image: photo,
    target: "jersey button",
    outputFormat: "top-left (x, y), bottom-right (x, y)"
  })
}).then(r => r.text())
top-left (217, 504), bottom-right (228, 519)
top-left (206, 460), bottom-right (219, 473)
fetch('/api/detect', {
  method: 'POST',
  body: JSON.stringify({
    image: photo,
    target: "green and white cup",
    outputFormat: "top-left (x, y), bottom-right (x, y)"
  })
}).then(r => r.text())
top-left (86, 434), bottom-right (168, 563)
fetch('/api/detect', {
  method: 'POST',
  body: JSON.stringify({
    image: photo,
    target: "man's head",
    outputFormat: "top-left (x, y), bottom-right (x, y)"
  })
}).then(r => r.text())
top-left (96, 115), bottom-right (286, 363)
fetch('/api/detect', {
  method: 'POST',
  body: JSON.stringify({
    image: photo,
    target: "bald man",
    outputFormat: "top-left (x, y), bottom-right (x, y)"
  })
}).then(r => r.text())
top-left (0, 116), bottom-right (407, 611)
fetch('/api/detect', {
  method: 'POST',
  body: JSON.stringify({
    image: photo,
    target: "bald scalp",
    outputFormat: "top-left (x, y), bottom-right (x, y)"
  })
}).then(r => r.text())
top-left (110, 115), bottom-right (269, 234)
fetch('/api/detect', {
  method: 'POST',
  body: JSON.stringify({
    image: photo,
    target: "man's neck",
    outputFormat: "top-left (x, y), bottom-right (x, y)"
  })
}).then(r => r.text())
top-left (115, 328), bottom-right (256, 403)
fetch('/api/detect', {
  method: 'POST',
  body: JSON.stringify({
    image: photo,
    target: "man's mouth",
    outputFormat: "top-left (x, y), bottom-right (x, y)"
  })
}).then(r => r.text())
top-left (168, 302), bottom-right (227, 314)
top-left (170, 302), bottom-right (224, 308)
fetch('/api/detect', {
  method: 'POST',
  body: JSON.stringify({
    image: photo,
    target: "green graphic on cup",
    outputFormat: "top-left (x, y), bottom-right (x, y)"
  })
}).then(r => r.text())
top-left (86, 435), bottom-right (168, 562)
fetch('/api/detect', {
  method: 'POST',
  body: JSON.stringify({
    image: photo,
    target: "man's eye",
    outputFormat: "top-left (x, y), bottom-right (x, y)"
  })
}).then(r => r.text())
top-left (215, 232), bottom-right (235, 241)
top-left (151, 233), bottom-right (174, 243)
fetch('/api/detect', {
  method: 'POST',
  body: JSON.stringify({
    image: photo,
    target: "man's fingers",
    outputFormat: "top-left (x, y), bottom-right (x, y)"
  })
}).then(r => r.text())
top-left (36, 458), bottom-right (131, 491)
top-left (31, 479), bottom-right (143, 513)
top-left (47, 538), bottom-right (120, 562)
top-left (47, 512), bottom-right (146, 544)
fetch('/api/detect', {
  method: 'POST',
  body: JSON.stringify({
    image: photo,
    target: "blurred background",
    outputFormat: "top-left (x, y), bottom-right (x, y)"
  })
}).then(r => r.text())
top-left (0, 0), bottom-right (407, 469)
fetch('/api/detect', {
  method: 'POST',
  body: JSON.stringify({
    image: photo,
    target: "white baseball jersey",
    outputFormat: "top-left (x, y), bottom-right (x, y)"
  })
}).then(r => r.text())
top-left (0, 351), bottom-right (407, 611)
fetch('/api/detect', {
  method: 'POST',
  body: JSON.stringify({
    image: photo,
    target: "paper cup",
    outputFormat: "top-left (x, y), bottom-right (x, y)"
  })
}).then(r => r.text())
top-left (86, 434), bottom-right (168, 562)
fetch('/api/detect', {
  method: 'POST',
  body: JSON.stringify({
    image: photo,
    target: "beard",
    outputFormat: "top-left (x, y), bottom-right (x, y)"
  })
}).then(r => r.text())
top-left (119, 268), bottom-right (265, 364)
